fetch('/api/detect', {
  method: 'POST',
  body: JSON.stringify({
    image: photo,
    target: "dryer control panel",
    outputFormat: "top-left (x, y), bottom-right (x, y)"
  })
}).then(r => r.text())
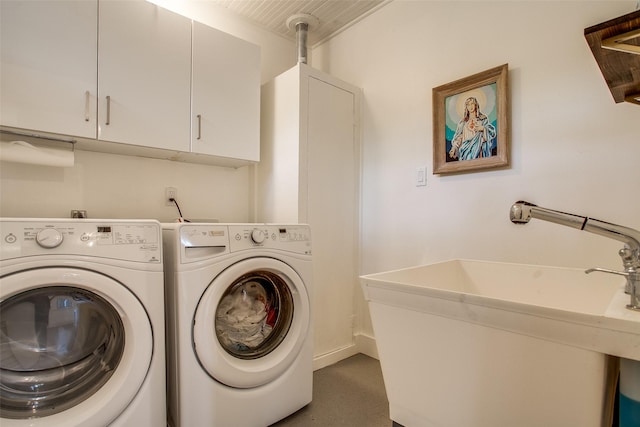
top-left (0, 219), bottom-right (162, 263)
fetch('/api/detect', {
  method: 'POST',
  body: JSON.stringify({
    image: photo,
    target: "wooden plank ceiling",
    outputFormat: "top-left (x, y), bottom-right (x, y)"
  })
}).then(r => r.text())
top-left (210, 0), bottom-right (389, 45)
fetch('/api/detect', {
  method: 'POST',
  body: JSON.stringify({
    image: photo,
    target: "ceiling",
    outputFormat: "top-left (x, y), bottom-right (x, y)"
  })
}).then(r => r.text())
top-left (209, 0), bottom-right (390, 46)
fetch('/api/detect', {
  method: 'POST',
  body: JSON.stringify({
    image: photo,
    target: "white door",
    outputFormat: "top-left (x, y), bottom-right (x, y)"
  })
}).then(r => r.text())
top-left (192, 258), bottom-right (309, 388)
top-left (257, 65), bottom-right (360, 359)
top-left (0, 0), bottom-right (97, 138)
top-left (0, 267), bottom-right (153, 427)
top-left (97, 0), bottom-right (191, 151)
top-left (305, 76), bottom-right (359, 357)
top-left (191, 22), bottom-right (260, 161)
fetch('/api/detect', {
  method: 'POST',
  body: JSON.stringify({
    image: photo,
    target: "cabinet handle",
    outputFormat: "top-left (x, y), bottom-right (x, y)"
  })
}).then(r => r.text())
top-left (197, 114), bottom-right (202, 140)
top-left (106, 96), bottom-right (111, 125)
top-left (84, 91), bottom-right (91, 122)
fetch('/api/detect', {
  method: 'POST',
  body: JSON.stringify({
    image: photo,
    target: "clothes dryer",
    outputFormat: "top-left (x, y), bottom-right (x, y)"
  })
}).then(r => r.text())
top-left (162, 223), bottom-right (313, 427)
top-left (0, 219), bottom-right (165, 427)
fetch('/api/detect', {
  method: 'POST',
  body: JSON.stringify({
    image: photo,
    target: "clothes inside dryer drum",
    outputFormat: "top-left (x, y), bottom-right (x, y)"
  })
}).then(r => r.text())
top-left (0, 286), bottom-right (125, 419)
top-left (215, 271), bottom-right (294, 359)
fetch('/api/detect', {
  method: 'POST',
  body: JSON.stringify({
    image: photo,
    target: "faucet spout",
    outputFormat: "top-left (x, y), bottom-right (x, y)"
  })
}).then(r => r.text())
top-left (510, 201), bottom-right (640, 257)
top-left (510, 200), bottom-right (640, 311)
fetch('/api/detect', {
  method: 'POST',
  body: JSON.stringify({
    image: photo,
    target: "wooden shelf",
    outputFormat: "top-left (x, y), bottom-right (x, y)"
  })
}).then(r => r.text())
top-left (585, 10), bottom-right (640, 104)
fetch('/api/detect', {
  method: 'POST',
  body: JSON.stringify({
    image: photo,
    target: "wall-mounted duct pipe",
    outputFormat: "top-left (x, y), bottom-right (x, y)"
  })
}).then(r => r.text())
top-left (286, 13), bottom-right (319, 64)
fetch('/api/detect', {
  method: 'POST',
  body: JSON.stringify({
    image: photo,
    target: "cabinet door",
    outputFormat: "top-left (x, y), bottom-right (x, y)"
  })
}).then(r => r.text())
top-left (305, 76), bottom-right (359, 357)
top-left (0, 0), bottom-right (97, 138)
top-left (192, 22), bottom-right (260, 161)
top-left (98, 0), bottom-right (191, 151)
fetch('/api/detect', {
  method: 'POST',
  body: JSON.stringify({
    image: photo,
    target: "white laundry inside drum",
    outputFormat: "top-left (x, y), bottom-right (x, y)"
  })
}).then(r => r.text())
top-left (215, 271), bottom-right (294, 359)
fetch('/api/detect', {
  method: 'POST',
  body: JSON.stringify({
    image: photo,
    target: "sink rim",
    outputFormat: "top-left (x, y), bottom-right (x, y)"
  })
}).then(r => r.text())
top-left (362, 258), bottom-right (623, 306)
top-left (360, 259), bottom-right (640, 360)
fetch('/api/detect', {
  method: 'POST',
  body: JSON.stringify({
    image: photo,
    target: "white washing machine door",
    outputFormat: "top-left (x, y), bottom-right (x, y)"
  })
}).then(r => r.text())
top-left (0, 267), bottom-right (153, 427)
top-left (193, 257), bottom-right (310, 389)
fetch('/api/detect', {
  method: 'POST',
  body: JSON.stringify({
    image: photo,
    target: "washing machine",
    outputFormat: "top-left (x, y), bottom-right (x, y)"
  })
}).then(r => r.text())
top-left (162, 223), bottom-right (313, 427)
top-left (0, 218), bottom-right (166, 427)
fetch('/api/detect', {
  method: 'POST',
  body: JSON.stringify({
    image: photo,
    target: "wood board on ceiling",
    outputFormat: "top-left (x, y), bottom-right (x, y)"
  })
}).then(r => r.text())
top-left (585, 10), bottom-right (640, 105)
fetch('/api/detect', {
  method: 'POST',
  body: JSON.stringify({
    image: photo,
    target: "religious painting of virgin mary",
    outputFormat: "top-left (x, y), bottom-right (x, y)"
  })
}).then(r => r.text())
top-left (433, 64), bottom-right (509, 174)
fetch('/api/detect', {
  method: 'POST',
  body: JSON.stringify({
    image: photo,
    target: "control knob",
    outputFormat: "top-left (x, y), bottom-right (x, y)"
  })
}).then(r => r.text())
top-left (250, 228), bottom-right (266, 244)
top-left (36, 228), bottom-right (64, 248)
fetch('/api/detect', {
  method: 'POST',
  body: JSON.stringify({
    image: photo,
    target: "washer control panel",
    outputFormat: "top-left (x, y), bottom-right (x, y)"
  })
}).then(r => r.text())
top-left (1, 219), bottom-right (161, 263)
top-left (173, 223), bottom-right (312, 257)
top-left (229, 225), bottom-right (311, 255)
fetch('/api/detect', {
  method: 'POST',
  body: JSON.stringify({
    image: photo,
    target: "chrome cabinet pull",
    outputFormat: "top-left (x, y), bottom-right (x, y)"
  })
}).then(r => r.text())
top-left (84, 91), bottom-right (91, 122)
top-left (106, 96), bottom-right (111, 125)
top-left (197, 114), bottom-right (202, 140)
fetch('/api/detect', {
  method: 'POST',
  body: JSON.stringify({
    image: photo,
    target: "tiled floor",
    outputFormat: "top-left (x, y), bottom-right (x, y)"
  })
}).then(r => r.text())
top-left (270, 354), bottom-right (391, 426)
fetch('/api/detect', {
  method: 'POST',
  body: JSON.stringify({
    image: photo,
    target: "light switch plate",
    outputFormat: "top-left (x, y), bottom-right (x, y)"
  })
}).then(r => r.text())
top-left (416, 167), bottom-right (427, 186)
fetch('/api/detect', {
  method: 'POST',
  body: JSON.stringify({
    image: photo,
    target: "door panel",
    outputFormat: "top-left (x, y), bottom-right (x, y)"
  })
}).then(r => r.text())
top-left (0, 267), bottom-right (152, 427)
top-left (193, 258), bottom-right (309, 388)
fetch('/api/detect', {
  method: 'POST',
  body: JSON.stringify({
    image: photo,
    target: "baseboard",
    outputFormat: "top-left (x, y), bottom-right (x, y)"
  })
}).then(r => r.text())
top-left (354, 333), bottom-right (378, 360)
top-left (312, 334), bottom-right (379, 371)
top-left (313, 344), bottom-right (359, 371)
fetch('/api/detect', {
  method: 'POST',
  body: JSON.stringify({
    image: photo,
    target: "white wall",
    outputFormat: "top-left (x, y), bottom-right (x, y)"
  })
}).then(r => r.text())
top-left (0, 1), bottom-right (296, 221)
top-left (312, 1), bottom-right (640, 339)
top-left (0, 150), bottom-right (250, 221)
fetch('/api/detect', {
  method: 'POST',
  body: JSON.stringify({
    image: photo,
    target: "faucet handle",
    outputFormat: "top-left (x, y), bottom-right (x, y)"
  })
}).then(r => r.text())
top-left (585, 267), bottom-right (629, 295)
top-left (585, 267), bottom-right (637, 301)
top-left (585, 267), bottom-right (629, 278)
top-left (619, 246), bottom-right (640, 270)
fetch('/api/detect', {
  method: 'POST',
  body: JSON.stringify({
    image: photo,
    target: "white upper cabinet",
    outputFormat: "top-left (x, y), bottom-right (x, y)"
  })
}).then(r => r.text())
top-left (191, 22), bottom-right (260, 162)
top-left (0, 0), bottom-right (98, 139)
top-left (1, 0), bottom-right (259, 166)
top-left (98, 1), bottom-right (191, 151)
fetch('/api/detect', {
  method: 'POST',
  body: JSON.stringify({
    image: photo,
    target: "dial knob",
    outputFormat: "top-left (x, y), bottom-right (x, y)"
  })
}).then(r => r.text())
top-left (250, 228), bottom-right (266, 244)
top-left (36, 228), bottom-right (64, 248)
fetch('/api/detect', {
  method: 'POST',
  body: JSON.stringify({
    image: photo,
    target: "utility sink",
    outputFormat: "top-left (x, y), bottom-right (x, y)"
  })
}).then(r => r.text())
top-left (362, 259), bottom-right (640, 361)
top-left (361, 259), bottom-right (640, 426)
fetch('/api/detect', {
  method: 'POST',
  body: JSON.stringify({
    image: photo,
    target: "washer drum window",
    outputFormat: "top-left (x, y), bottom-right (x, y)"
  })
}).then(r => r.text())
top-left (215, 270), bottom-right (294, 360)
top-left (193, 257), bottom-right (310, 389)
top-left (0, 286), bottom-right (125, 419)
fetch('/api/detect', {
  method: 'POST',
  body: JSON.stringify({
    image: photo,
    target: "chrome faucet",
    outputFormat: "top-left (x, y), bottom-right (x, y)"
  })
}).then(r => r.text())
top-left (510, 201), bottom-right (640, 311)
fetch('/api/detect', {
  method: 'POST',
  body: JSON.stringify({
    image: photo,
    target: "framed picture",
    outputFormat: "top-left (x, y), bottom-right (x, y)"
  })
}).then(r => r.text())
top-left (432, 64), bottom-right (509, 174)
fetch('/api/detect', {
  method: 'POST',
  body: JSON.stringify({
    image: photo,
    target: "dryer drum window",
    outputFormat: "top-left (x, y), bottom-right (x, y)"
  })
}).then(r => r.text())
top-left (0, 286), bottom-right (125, 419)
top-left (215, 270), bottom-right (294, 359)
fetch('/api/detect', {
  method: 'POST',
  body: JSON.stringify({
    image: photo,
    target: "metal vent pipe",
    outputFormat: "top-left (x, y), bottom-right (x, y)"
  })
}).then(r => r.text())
top-left (286, 13), bottom-right (319, 65)
top-left (295, 21), bottom-right (309, 64)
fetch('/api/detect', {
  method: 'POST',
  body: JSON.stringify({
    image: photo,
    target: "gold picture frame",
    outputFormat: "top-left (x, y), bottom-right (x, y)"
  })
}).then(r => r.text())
top-left (433, 64), bottom-right (509, 174)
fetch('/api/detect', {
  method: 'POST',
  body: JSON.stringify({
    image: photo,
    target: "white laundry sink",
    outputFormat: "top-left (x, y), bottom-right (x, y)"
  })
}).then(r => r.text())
top-left (360, 259), bottom-right (640, 427)
top-left (362, 259), bottom-right (640, 360)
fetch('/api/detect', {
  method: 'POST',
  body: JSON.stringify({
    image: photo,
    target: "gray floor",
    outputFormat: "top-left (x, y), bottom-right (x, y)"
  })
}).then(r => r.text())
top-left (270, 354), bottom-right (392, 427)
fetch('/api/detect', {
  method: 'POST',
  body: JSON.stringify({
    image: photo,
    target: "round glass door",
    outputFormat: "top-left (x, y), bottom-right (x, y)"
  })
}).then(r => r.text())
top-left (193, 257), bottom-right (310, 389)
top-left (215, 270), bottom-right (294, 359)
top-left (0, 267), bottom-right (153, 427)
top-left (0, 287), bottom-right (125, 419)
